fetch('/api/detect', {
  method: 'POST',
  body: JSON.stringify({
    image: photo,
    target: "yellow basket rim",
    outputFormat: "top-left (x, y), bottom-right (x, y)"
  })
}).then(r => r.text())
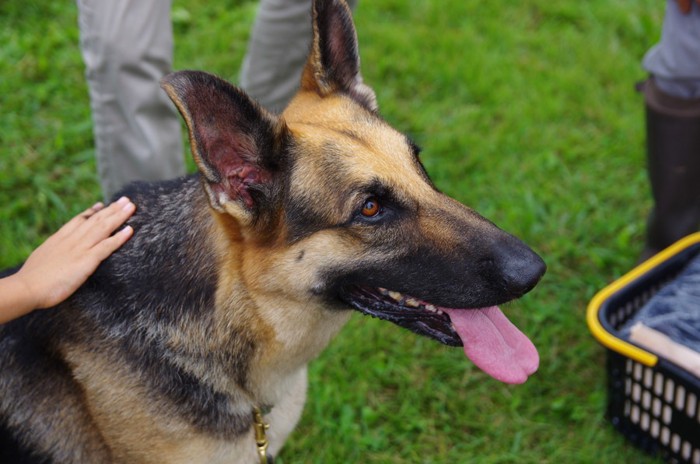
top-left (586, 232), bottom-right (700, 367)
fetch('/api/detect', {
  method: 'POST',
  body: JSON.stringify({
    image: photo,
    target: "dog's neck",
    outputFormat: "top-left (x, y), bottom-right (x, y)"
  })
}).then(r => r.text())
top-left (209, 213), bottom-right (352, 406)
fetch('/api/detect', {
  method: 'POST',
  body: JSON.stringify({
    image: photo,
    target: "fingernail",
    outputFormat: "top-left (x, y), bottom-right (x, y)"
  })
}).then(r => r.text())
top-left (122, 201), bottom-right (136, 212)
top-left (121, 225), bottom-right (134, 236)
top-left (92, 202), bottom-right (104, 210)
top-left (116, 196), bottom-right (129, 206)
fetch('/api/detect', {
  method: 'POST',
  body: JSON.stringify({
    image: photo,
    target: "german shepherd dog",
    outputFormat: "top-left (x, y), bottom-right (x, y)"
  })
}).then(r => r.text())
top-left (0, 0), bottom-right (545, 462)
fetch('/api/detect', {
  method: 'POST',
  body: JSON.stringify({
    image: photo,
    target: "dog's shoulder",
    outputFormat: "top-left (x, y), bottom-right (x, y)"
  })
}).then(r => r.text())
top-left (80, 174), bottom-right (218, 321)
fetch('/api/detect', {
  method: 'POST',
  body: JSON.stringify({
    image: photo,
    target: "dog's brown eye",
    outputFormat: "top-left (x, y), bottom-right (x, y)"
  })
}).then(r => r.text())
top-left (361, 197), bottom-right (381, 217)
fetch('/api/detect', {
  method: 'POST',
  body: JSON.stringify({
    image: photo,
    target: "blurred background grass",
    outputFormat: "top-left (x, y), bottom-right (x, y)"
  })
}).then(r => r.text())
top-left (0, 0), bottom-right (664, 462)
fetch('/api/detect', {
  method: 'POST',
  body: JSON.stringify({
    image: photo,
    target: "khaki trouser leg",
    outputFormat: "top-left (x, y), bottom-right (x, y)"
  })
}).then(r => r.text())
top-left (239, 0), bottom-right (358, 113)
top-left (77, 0), bottom-right (185, 200)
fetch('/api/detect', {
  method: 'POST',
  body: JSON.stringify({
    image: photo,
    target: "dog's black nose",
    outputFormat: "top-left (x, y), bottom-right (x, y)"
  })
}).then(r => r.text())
top-left (484, 236), bottom-right (546, 298)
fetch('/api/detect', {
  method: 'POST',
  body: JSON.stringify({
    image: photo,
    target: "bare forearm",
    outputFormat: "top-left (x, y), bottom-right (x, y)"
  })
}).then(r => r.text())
top-left (0, 273), bottom-right (38, 324)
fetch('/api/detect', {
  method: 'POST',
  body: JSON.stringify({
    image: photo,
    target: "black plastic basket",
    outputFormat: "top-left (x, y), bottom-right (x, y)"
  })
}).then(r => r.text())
top-left (587, 233), bottom-right (700, 464)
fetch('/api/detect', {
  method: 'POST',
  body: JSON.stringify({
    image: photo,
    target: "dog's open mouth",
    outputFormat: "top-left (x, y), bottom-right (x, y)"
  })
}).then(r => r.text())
top-left (339, 285), bottom-right (539, 384)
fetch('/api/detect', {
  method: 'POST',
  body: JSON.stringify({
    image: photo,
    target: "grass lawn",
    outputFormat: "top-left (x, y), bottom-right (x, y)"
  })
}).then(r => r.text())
top-left (1, 0), bottom-right (666, 462)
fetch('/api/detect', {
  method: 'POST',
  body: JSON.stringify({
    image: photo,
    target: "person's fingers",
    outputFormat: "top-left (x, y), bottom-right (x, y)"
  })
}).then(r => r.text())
top-left (88, 202), bottom-right (105, 213)
top-left (53, 202), bottom-right (105, 238)
top-left (77, 197), bottom-right (136, 246)
top-left (89, 225), bottom-right (134, 262)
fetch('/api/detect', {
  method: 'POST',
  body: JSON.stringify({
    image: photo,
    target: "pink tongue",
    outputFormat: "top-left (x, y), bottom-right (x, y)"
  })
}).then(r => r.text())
top-left (442, 306), bottom-right (538, 384)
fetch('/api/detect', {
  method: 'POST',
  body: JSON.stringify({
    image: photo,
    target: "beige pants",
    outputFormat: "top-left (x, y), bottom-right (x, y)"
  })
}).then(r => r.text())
top-left (642, 0), bottom-right (700, 99)
top-left (77, 0), bottom-right (357, 200)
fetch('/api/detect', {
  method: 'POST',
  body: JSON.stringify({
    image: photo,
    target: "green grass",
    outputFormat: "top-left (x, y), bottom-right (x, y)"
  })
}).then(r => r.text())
top-left (0, 0), bottom-right (665, 462)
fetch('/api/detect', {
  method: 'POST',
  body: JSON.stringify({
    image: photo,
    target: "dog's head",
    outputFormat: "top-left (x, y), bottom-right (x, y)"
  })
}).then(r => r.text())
top-left (162, 0), bottom-right (545, 384)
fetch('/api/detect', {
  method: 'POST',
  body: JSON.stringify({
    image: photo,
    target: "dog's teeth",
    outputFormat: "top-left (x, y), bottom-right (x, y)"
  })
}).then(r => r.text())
top-left (405, 298), bottom-right (420, 308)
top-left (388, 291), bottom-right (403, 302)
top-left (436, 309), bottom-right (444, 315)
top-left (426, 304), bottom-right (436, 313)
top-left (378, 288), bottom-right (389, 296)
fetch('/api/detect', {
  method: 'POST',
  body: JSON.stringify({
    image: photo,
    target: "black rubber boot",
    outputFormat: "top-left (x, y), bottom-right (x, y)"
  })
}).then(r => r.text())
top-left (641, 78), bottom-right (700, 260)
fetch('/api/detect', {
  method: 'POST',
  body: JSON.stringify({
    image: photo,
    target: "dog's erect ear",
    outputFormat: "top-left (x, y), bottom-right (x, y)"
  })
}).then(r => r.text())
top-left (302, 0), bottom-right (378, 111)
top-left (161, 71), bottom-right (287, 222)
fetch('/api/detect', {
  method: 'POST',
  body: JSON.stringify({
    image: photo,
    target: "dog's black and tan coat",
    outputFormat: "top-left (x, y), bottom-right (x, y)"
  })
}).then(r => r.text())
top-left (0, 1), bottom-right (545, 462)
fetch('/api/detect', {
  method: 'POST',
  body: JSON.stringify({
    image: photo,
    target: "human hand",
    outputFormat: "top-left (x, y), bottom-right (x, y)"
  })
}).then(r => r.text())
top-left (13, 196), bottom-right (135, 310)
top-left (676, 0), bottom-right (700, 14)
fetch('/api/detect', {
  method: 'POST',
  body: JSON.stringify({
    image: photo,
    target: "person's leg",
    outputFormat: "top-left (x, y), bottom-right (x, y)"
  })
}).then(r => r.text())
top-left (641, 79), bottom-right (700, 258)
top-left (77, 0), bottom-right (185, 200)
top-left (640, 1), bottom-right (700, 258)
top-left (239, 0), bottom-right (358, 113)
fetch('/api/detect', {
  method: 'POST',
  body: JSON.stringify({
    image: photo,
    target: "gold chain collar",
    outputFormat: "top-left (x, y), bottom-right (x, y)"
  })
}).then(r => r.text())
top-left (252, 407), bottom-right (272, 464)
